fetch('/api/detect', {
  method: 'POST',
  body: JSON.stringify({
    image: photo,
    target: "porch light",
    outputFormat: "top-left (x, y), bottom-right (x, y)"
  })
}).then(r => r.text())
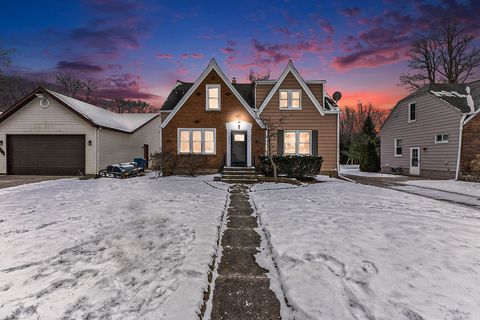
top-left (237, 120), bottom-right (241, 130)
top-left (88, 140), bottom-right (92, 146)
top-left (0, 140), bottom-right (3, 146)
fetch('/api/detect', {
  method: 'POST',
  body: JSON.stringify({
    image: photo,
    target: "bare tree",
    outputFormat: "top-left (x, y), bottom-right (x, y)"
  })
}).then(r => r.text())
top-left (400, 19), bottom-right (480, 90)
top-left (249, 68), bottom-right (271, 83)
top-left (55, 72), bottom-right (84, 98)
top-left (258, 114), bottom-right (285, 183)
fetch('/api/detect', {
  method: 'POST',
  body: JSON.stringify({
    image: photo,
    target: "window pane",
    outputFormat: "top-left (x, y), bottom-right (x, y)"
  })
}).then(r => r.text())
top-left (192, 141), bottom-right (202, 153)
top-left (204, 130), bottom-right (214, 142)
top-left (291, 98), bottom-right (300, 108)
top-left (443, 134), bottom-right (449, 141)
top-left (234, 134), bottom-right (245, 141)
top-left (208, 87), bottom-right (219, 98)
top-left (180, 130), bottom-right (190, 142)
top-left (284, 132), bottom-right (296, 154)
top-left (204, 141), bottom-right (214, 154)
top-left (192, 130), bottom-right (202, 142)
top-left (280, 99), bottom-right (288, 108)
top-left (397, 139), bottom-right (402, 147)
top-left (291, 91), bottom-right (300, 100)
top-left (280, 91), bottom-right (288, 100)
top-left (298, 143), bottom-right (310, 154)
top-left (180, 141), bottom-right (190, 153)
top-left (299, 131), bottom-right (310, 143)
top-left (208, 98), bottom-right (219, 109)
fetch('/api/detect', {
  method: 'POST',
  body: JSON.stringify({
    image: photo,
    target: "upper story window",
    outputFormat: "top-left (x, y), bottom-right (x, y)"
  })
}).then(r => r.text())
top-left (394, 138), bottom-right (402, 156)
top-left (408, 103), bottom-right (416, 122)
top-left (279, 89), bottom-right (301, 110)
top-left (206, 84), bottom-right (220, 111)
top-left (178, 128), bottom-right (216, 155)
top-left (435, 133), bottom-right (449, 144)
top-left (284, 130), bottom-right (311, 155)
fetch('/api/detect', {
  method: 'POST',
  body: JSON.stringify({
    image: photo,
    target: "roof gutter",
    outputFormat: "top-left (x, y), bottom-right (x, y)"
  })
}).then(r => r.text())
top-left (455, 113), bottom-right (468, 180)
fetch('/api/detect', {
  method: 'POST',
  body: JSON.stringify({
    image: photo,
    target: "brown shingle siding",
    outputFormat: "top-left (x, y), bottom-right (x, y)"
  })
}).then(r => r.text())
top-left (460, 113), bottom-right (480, 180)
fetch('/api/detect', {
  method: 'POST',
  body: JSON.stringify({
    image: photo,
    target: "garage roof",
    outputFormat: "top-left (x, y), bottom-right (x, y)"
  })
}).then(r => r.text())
top-left (0, 87), bottom-right (159, 133)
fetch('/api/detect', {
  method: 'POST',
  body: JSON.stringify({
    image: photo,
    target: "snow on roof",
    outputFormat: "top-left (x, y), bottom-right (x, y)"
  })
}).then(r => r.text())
top-left (46, 89), bottom-right (158, 133)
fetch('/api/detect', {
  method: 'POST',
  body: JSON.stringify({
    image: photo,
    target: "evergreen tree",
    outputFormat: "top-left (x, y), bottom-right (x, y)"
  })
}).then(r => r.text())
top-left (360, 140), bottom-right (380, 172)
top-left (361, 114), bottom-right (376, 138)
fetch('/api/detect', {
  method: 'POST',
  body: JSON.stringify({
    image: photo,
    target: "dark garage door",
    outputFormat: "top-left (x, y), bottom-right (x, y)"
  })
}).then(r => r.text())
top-left (7, 135), bottom-right (86, 175)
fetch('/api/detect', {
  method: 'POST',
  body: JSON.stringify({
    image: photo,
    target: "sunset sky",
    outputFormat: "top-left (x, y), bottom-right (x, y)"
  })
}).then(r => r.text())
top-left (2, 0), bottom-right (479, 110)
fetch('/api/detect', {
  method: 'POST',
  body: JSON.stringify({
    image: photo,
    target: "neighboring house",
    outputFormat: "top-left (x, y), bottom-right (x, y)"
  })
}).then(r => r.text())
top-left (160, 59), bottom-right (340, 174)
top-left (380, 81), bottom-right (480, 179)
top-left (0, 87), bottom-right (161, 175)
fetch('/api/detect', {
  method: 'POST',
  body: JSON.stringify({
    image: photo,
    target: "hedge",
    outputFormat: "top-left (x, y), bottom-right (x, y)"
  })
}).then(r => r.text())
top-left (259, 155), bottom-right (324, 179)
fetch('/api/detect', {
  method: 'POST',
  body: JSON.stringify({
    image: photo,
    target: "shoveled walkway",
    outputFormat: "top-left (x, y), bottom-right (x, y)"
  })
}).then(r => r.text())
top-left (211, 184), bottom-right (280, 320)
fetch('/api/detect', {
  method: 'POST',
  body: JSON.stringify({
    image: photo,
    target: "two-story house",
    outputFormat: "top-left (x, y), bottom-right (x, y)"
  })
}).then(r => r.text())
top-left (160, 59), bottom-right (341, 174)
top-left (380, 82), bottom-right (480, 179)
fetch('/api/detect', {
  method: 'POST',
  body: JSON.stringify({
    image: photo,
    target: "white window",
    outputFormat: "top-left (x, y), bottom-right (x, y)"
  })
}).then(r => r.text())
top-left (394, 138), bottom-right (402, 156)
top-left (206, 84), bottom-right (220, 110)
top-left (178, 129), bottom-right (216, 154)
top-left (408, 103), bottom-right (416, 122)
top-left (284, 130), bottom-right (311, 155)
top-left (435, 133), bottom-right (449, 144)
top-left (279, 90), bottom-right (301, 110)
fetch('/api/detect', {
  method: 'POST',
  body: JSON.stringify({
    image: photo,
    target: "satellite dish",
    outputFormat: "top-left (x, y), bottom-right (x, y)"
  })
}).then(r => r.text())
top-left (333, 91), bottom-right (342, 102)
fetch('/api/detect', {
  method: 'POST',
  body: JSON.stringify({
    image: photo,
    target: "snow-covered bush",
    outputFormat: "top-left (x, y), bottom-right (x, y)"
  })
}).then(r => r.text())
top-left (259, 155), bottom-right (323, 179)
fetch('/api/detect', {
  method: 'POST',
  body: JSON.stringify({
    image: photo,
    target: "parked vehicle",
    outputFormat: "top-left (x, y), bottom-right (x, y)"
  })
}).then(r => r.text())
top-left (98, 162), bottom-right (140, 178)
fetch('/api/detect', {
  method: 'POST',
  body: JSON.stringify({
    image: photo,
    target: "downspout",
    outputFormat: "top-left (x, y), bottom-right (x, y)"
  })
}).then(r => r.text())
top-left (455, 114), bottom-right (468, 180)
top-left (336, 112), bottom-right (340, 174)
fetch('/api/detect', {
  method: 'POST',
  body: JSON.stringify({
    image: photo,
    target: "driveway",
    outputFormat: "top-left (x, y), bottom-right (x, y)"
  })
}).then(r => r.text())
top-left (340, 165), bottom-right (480, 209)
top-left (0, 175), bottom-right (74, 189)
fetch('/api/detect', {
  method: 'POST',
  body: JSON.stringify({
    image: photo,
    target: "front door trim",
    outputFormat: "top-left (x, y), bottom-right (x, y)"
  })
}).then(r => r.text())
top-left (226, 121), bottom-right (252, 167)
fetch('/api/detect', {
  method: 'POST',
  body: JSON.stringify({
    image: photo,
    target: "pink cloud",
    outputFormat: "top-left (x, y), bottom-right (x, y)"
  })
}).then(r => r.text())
top-left (191, 53), bottom-right (204, 59)
top-left (180, 53), bottom-right (189, 59)
top-left (156, 53), bottom-right (173, 59)
top-left (332, 46), bottom-right (408, 70)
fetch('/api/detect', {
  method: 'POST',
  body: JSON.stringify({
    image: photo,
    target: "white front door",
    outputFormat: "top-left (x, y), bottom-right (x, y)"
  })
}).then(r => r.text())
top-left (410, 147), bottom-right (420, 175)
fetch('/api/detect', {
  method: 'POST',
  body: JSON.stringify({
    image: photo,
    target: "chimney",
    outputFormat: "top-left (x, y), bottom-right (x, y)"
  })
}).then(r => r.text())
top-left (232, 77), bottom-right (237, 84)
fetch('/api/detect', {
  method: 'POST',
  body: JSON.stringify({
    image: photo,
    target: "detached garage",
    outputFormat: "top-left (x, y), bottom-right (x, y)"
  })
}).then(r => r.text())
top-left (0, 87), bottom-right (161, 176)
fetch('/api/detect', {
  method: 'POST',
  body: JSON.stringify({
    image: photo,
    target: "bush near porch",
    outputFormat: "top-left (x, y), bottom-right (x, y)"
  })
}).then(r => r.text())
top-left (259, 155), bottom-right (323, 179)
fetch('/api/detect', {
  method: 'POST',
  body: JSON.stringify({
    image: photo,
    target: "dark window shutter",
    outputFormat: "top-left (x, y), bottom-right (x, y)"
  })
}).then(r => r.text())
top-left (277, 130), bottom-right (284, 155)
top-left (312, 130), bottom-right (318, 156)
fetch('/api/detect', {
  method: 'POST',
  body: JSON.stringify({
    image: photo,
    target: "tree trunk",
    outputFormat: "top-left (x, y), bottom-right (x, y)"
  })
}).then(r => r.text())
top-left (269, 155), bottom-right (278, 183)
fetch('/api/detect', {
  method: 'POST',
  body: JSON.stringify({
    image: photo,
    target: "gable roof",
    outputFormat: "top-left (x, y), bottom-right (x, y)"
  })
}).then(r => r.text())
top-left (396, 82), bottom-right (480, 113)
top-left (256, 60), bottom-right (339, 115)
top-left (161, 59), bottom-right (264, 128)
top-left (161, 81), bottom-right (256, 111)
top-left (381, 81), bottom-right (480, 130)
top-left (0, 87), bottom-right (159, 133)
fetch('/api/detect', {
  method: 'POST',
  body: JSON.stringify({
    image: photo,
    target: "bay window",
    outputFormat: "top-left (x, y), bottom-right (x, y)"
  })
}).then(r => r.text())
top-left (284, 130), bottom-right (311, 155)
top-left (178, 129), bottom-right (216, 154)
top-left (279, 89), bottom-right (301, 110)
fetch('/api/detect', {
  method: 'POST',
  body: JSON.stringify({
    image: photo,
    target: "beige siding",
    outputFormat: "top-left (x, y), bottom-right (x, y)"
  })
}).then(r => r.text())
top-left (259, 72), bottom-right (338, 172)
top-left (255, 83), bottom-right (274, 107)
top-left (380, 94), bottom-right (463, 178)
top-left (98, 116), bottom-right (161, 169)
top-left (0, 97), bottom-right (98, 174)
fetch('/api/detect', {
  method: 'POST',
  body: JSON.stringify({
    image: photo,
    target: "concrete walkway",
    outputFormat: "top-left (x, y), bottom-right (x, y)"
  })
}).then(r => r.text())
top-left (0, 175), bottom-right (73, 189)
top-left (211, 184), bottom-right (280, 320)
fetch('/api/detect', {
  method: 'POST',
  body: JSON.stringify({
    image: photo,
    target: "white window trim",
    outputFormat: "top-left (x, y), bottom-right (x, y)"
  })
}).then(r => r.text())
top-left (284, 130), bottom-right (312, 155)
top-left (408, 102), bottom-right (416, 123)
top-left (177, 128), bottom-right (216, 155)
top-left (434, 133), bottom-right (449, 144)
top-left (394, 138), bottom-right (402, 157)
top-left (206, 84), bottom-right (221, 111)
top-left (279, 89), bottom-right (302, 110)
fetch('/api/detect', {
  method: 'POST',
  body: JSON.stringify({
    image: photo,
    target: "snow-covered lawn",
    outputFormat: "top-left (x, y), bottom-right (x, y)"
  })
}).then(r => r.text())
top-left (0, 175), bottom-right (228, 320)
top-left (251, 179), bottom-right (480, 320)
top-left (400, 179), bottom-right (480, 198)
top-left (340, 164), bottom-right (402, 178)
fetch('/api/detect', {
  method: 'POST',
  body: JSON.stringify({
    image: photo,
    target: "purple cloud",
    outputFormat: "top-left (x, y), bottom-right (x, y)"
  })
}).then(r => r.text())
top-left (156, 53), bottom-right (173, 59)
top-left (339, 7), bottom-right (361, 17)
top-left (57, 60), bottom-right (104, 72)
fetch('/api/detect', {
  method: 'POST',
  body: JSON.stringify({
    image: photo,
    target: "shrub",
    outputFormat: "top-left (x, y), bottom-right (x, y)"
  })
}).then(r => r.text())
top-left (259, 155), bottom-right (323, 179)
top-left (177, 154), bottom-right (206, 176)
top-left (360, 141), bottom-right (380, 172)
top-left (150, 151), bottom-right (177, 176)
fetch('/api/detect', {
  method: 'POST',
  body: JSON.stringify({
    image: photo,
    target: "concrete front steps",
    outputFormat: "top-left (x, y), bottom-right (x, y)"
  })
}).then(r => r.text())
top-left (221, 166), bottom-right (258, 184)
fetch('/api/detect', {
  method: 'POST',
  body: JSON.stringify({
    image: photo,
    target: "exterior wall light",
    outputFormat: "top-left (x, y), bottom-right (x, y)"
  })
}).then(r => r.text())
top-left (88, 140), bottom-right (92, 146)
top-left (0, 140), bottom-right (3, 146)
top-left (237, 120), bottom-right (241, 130)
